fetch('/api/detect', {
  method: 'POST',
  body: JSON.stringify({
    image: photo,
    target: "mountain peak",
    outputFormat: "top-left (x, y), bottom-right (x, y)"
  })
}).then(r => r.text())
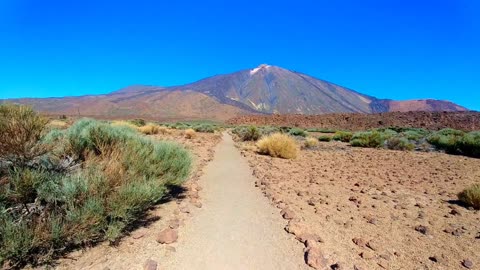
top-left (250, 64), bottom-right (272, 75)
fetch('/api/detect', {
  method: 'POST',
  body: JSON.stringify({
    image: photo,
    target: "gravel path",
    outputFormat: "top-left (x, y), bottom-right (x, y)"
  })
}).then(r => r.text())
top-left (163, 132), bottom-right (308, 270)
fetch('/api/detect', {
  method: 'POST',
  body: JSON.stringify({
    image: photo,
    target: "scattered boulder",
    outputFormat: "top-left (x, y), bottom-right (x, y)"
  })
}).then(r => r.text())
top-left (305, 246), bottom-right (328, 269)
top-left (156, 228), bottom-right (178, 244)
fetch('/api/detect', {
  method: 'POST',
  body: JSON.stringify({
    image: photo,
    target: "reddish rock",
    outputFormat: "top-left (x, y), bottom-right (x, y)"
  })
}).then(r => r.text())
top-left (285, 220), bottom-right (305, 236)
top-left (366, 240), bottom-right (380, 251)
top-left (415, 225), bottom-right (429, 235)
top-left (352, 238), bottom-right (367, 247)
top-left (360, 250), bottom-right (375, 259)
top-left (143, 259), bottom-right (157, 270)
top-left (156, 228), bottom-right (178, 244)
top-left (305, 246), bottom-right (328, 269)
top-left (168, 219), bottom-right (180, 229)
top-left (281, 208), bottom-right (296, 220)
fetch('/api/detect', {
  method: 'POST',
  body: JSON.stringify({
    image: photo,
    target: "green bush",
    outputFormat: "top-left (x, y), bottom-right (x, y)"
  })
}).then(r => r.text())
top-left (232, 126), bottom-right (280, 141)
top-left (332, 131), bottom-right (353, 142)
top-left (350, 130), bottom-right (397, 148)
top-left (385, 137), bottom-right (415, 151)
top-left (457, 131), bottom-right (480, 158)
top-left (306, 128), bottom-right (336, 133)
top-left (193, 124), bottom-right (216, 133)
top-left (129, 118), bottom-right (146, 127)
top-left (288, 128), bottom-right (308, 137)
top-left (427, 129), bottom-right (465, 154)
top-left (0, 117), bottom-right (192, 266)
top-left (458, 184), bottom-right (480, 209)
top-left (318, 135), bottom-right (332, 142)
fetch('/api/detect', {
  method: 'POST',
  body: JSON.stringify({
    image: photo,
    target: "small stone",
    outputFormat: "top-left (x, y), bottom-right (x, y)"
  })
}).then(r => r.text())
top-left (415, 225), bottom-right (429, 235)
top-left (193, 201), bottom-right (202, 208)
top-left (330, 262), bottom-right (342, 270)
top-left (285, 220), bottom-right (305, 236)
top-left (429, 256), bottom-right (438, 263)
top-left (297, 233), bottom-right (323, 244)
top-left (360, 250), bottom-right (375, 259)
top-left (143, 259), bottom-right (157, 270)
top-left (352, 237), bottom-right (367, 247)
top-left (452, 228), bottom-right (464, 237)
top-left (462, 259), bottom-right (474, 269)
top-left (156, 228), bottom-right (178, 244)
top-left (281, 209), bottom-right (296, 220)
top-left (450, 208), bottom-right (461, 216)
top-left (132, 230), bottom-right (146, 239)
top-left (166, 246), bottom-right (176, 252)
top-left (168, 219), bottom-right (180, 229)
top-left (366, 240), bottom-right (380, 251)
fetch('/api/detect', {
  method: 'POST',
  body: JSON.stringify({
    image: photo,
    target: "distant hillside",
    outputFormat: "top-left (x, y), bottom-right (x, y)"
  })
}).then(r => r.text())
top-left (1, 64), bottom-right (468, 120)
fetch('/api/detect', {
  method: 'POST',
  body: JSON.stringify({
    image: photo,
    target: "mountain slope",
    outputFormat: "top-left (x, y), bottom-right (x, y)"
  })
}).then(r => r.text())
top-left (1, 64), bottom-right (468, 120)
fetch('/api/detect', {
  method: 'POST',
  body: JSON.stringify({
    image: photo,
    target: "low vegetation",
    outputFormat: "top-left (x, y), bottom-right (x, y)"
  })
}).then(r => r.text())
top-left (138, 123), bottom-right (161, 135)
top-left (304, 137), bottom-right (319, 148)
top-left (288, 128), bottom-right (308, 137)
top-left (318, 135), bottom-right (332, 142)
top-left (256, 133), bottom-right (298, 159)
top-left (184, 128), bottom-right (196, 139)
top-left (332, 131), bottom-right (353, 142)
top-left (428, 129), bottom-right (480, 157)
top-left (231, 125), bottom-right (280, 141)
top-left (0, 105), bottom-right (192, 267)
top-left (458, 184), bottom-right (480, 210)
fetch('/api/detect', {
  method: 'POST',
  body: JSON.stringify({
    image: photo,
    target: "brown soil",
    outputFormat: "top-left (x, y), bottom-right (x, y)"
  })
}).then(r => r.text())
top-left (37, 130), bottom-right (222, 270)
top-left (228, 111), bottom-right (480, 131)
top-left (238, 140), bottom-right (480, 269)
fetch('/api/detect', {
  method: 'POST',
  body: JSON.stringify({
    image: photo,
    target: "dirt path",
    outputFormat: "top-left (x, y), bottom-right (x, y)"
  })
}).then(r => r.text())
top-left (162, 132), bottom-right (308, 270)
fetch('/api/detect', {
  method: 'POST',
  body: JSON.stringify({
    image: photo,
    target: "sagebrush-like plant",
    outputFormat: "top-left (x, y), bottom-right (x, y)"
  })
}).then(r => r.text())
top-left (458, 184), bottom-right (480, 209)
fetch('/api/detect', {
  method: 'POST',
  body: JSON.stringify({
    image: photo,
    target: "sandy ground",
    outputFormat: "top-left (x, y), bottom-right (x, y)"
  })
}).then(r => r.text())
top-left (239, 140), bottom-right (480, 270)
top-left (38, 130), bottom-right (221, 270)
top-left (161, 133), bottom-right (308, 270)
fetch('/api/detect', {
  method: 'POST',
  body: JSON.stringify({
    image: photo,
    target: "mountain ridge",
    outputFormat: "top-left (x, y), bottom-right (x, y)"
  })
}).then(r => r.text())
top-left (1, 64), bottom-right (468, 121)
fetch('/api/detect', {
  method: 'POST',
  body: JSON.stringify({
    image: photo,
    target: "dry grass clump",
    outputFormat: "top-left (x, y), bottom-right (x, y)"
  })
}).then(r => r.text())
top-left (184, 128), bottom-right (196, 139)
top-left (458, 184), bottom-right (480, 210)
top-left (111, 120), bottom-right (139, 130)
top-left (47, 119), bottom-right (69, 129)
top-left (256, 133), bottom-right (298, 159)
top-left (304, 137), bottom-right (319, 148)
top-left (138, 123), bottom-right (161, 135)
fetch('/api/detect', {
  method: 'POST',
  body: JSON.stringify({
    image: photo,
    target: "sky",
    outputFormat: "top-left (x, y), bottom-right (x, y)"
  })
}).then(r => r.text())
top-left (0, 0), bottom-right (479, 110)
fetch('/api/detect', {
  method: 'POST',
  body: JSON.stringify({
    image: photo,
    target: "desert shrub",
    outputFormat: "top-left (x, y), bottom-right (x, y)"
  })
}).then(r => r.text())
top-left (332, 131), bottom-right (353, 142)
top-left (427, 129), bottom-right (465, 154)
top-left (258, 126), bottom-right (280, 136)
top-left (184, 128), bottom-right (196, 139)
top-left (288, 128), bottom-right (308, 137)
top-left (304, 137), bottom-right (319, 148)
top-left (350, 130), bottom-right (396, 148)
top-left (306, 128), bottom-right (336, 133)
top-left (318, 135), bottom-right (332, 142)
top-left (256, 133), bottom-right (298, 159)
top-left (458, 184), bottom-right (480, 209)
top-left (47, 119), bottom-right (68, 130)
top-left (138, 124), bottom-right (160, 135)
top-left (0, 104), bottom-right (49, 166)
top-left (129, 118), bottom-right (146, 127)
top-left (232, 126), bottom-right (261, 141)
top-left (385, 137), bottom-right (415, 151)
top-left (0, 118), bottom-right (192, 266)
top-left (111, 120), bottom-right (139, 130)
top-left (193, 124), bottom-right (216, 133)
top-left (402, 129), bottom-right (429, 140)
top-left (457, 131), bottom-right (480, 158)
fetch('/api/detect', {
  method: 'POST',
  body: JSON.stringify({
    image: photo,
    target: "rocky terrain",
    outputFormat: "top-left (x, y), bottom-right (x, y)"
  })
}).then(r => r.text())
top-left (40, 130), bottom-right (222, 270)
top-left (238, 140), bottom-right (480, 270)
top-left (228, 111), bottom-right (480, 131)
top-left (2, 65), bottom-right (467, 121)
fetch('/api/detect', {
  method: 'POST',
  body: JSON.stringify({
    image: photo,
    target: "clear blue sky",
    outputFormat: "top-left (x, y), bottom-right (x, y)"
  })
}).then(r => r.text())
top-left (1, 0), bottom-right (479, 110)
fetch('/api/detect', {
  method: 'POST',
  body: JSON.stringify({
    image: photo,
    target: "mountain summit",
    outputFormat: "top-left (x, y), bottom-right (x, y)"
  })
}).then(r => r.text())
top-left (3, 65), bottom-right (468, 120)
